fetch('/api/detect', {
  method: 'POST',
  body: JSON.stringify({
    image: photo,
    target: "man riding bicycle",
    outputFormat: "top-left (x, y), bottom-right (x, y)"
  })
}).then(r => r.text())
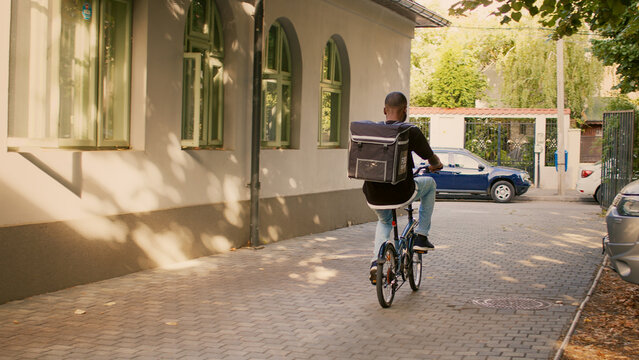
top-left (363, 92), bottom-right (443, 284)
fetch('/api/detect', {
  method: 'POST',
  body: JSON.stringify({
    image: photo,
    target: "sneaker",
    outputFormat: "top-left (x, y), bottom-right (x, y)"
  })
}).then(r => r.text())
top-left (369, 260), bottom-right (377, 285)
top-left (413, 234), bottom-right (434, 252)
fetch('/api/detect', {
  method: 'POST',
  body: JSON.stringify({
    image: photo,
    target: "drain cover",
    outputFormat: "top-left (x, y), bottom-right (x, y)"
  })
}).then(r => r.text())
top-left (471, 297), bottom-right (551, 310)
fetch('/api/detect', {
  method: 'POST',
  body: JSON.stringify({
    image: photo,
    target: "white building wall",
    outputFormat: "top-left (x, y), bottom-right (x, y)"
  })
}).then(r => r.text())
top-left (0, 0), bottom-right (416, 228)
top-left (428, 115), bottom-right (465, 148)
top-left (261, 0), bottom-right (415, 197)
top-left (0, 1), bottom-right (8, 154)
top-left (538, 128), bottom-right (581, 190)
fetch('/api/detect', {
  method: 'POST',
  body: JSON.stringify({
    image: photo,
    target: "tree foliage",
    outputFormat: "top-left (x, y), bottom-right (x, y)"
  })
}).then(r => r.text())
top-left (428, 48), bottom-right (488, 108)
top-left (449, 0), bottom-right (639, 93)
top-left (498, 35), bottom-right (603, 123)
top-left (410, 29), bottom-right (443, 106)
top-left (591, 6), bottom-right (639, 93)
top-left (409, 14), bottom-right (496, 108)
top-left (449, 0), bottom-right (633, 36)
top-left (410, 14), bottom-right (603, 117)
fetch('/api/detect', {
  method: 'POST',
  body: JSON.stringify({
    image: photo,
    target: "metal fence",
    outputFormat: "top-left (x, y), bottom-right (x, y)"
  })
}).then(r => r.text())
top-left (465, 118), bottom-right (536, 179)
top-left (545, 119), bottom-right (557, 166)
top-left (409, 117), bottom-right (430, 142)
top-left (601, 110), bottom-right (635, 208)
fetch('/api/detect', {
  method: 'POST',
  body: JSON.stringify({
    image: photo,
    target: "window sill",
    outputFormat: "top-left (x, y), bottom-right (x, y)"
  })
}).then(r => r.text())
top-left (8, 145), bottom-right (131, 153)
top-left (261, 147), bottom-right (297, 151)
top-left (181, 146), bottom-right (226, 151)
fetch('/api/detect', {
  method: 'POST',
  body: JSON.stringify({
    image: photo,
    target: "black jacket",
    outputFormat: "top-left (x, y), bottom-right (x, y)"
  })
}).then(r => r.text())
top-left (362, 121), bottom-right (434, 208)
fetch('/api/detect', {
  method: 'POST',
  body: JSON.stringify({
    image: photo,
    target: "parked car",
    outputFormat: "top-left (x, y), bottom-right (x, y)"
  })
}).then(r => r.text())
top-left (604, 179), bottom-right (639, 284)
top-left (413, 147), bottom-right (532, 203)
top-left (576, 161), bottom-right (602, 203)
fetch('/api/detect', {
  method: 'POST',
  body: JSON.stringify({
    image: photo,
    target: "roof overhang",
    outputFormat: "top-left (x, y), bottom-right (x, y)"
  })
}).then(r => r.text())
top-left (370, 0), bottom-right (451, 28)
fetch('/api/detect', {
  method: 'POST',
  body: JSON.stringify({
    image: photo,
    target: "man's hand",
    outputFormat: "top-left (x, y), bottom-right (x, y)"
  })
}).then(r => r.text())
top-left (427, 154), bottom-right (443, 173)
top-left (428, 163), bottom-right (443, 173)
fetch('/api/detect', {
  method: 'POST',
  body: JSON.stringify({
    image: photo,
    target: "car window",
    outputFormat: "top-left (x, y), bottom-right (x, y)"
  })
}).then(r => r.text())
top-left (434, 152), bottom-right (452, 167)
top-left (413, 151), bottom-right (453, 167)
top-left (452, 154), bottom-right (480, 169)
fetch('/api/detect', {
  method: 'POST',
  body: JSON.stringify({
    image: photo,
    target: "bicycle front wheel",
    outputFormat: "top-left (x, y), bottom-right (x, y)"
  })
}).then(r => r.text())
top-left (408, 250), bottom-right (422, 291)
top-left (376, 245), bottom-right (397, 308)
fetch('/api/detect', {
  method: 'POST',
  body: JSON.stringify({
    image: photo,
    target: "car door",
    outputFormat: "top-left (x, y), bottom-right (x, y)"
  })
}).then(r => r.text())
top-left (427, 151), bottom-right (458, 191)
top-left (450, 153), bottom-right (489, 191)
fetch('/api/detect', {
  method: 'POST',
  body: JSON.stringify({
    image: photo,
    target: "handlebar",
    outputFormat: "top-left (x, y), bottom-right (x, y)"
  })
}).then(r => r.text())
top-left (414, 163), bottom-right (443, 176)
top-left (414, 165), bottom-right (430, 175)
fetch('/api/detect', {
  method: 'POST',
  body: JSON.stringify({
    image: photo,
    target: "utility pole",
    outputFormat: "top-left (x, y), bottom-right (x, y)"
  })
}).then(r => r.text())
top-left (556, 38), bottom-right (566, 196)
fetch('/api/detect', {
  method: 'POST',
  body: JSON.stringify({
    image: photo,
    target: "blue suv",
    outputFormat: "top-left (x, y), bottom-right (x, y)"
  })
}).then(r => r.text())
top-left (415, 147), bottom-right (532, 203)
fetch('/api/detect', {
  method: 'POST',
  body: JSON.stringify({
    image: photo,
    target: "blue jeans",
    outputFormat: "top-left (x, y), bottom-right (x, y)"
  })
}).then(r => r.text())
top-left (372, 176), bottom-right (436, 261)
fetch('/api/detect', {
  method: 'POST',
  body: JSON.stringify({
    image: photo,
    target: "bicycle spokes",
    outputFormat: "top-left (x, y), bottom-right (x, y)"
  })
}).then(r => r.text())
top-left (376, 246), bottom-right (396, 308)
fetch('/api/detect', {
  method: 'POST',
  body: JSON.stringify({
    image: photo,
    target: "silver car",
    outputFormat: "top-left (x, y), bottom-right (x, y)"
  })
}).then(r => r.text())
top-left (604, 179), bottom-right (639, 284)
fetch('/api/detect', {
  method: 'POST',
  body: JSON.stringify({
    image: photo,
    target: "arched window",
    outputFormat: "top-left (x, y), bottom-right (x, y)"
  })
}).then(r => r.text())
top-left (319, 39), bottom-right (342, 148)
top-left (182, 0), bottom-right (224, 148)
top-left (262, 22), bottom-right (292, 148)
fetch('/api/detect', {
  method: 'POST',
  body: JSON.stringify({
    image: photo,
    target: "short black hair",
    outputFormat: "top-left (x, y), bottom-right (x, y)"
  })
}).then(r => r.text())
top-left (385, 92), bottom-right (407, 108)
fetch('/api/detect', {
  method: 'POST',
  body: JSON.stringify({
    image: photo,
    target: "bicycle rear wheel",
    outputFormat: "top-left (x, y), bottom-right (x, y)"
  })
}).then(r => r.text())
top-left (408, 250), bottom-right (422, 291)
top-left (376, 245), bottom-right (397, 308)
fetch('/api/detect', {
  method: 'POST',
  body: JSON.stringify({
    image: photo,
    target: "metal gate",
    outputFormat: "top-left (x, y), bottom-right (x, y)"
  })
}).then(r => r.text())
top-left (601, 110), bottom-right (635, 208)
top-left (465, 118), bottom-right (536, 180)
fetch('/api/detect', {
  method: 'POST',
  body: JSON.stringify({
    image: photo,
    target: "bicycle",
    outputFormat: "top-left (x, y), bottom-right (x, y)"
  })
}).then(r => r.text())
top-left (375, 167), bottom-right (430, 308)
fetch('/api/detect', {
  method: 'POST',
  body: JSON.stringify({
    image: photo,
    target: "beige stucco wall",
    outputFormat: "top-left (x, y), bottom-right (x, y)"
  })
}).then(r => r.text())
top-left (0, 0), bottom-right (413, 228)
top-left (0, 0), bottom-right (415, 302)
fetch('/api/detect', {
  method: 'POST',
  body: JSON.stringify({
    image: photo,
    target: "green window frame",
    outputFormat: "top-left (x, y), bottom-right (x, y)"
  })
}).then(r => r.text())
top-left (8, 0), bottom-right (132, 149)
top-left (262, 22), bottom-right (292, 148)
top-left (182, 0), bottom-right (224, 149)
top-left (319, 39), bottom-right (342, 148)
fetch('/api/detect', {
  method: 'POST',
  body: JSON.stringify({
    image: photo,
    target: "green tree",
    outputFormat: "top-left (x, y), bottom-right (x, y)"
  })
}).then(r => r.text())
top-left (410, 8), bottom-right (501, 107)
top-left (428, 48), bottom-right (488, 107)
top-left (591, 6), bottom-right (639, 93)
top-left (469, 33), bottom-right (516, 70)
top-left (498, 34), bottom-right (603, 123)
top-left (450, 0), bottom-right (639, 93)
top-left (498, 36), bottom-right (554, 108)
top-left (449, 0), bottom-right (632, 36)
top-left (410, 29), bottom-right (443, 106)
top-left (411, 4), bottom-right (603, 112)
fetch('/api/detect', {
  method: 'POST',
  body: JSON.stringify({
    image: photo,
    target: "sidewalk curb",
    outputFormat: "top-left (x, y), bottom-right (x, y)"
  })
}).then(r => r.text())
top-left (553, 255), bottom-right (608, 360)
top-left (519, 195), bottom-right (597, 203)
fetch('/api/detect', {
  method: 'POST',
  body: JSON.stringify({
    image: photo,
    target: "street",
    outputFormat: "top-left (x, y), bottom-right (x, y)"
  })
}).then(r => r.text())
top-left (0, 200), bottom-right (606, 359)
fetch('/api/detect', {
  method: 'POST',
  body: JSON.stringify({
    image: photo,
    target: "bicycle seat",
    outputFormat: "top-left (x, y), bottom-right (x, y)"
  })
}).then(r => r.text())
top-left (366, 188), bottom-right (418, 210)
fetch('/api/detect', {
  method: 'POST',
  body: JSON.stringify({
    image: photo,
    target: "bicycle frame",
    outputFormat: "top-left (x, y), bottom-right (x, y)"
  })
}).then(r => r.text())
top-left (377, 203), bottom-right (418, 288)
top-left (375, 166), bottom-right (430, 307)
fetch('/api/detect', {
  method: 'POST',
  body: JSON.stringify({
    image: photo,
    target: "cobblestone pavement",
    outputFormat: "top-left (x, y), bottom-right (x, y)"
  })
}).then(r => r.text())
top-left (0, 200), bottom-right (606, 359)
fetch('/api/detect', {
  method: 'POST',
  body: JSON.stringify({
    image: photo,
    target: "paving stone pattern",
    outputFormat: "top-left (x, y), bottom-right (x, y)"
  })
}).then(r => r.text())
top-left (0, 201), bottom-right (606, 359)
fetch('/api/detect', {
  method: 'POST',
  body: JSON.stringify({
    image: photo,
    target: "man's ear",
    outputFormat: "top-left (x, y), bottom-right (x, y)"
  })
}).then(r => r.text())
top-left (383, 107), bottom-right (388, 115)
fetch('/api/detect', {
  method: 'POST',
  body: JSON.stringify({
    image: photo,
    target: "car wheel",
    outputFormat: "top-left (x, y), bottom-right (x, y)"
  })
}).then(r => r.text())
top-left (491, 180), bottom-right (514, 203)
top-left (594, 186), bottom-right (601, 204)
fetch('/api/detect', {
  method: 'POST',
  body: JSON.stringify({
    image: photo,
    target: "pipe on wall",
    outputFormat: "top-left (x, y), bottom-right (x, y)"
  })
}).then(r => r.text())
top-left (249, 0), bottom-right (263, 247)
